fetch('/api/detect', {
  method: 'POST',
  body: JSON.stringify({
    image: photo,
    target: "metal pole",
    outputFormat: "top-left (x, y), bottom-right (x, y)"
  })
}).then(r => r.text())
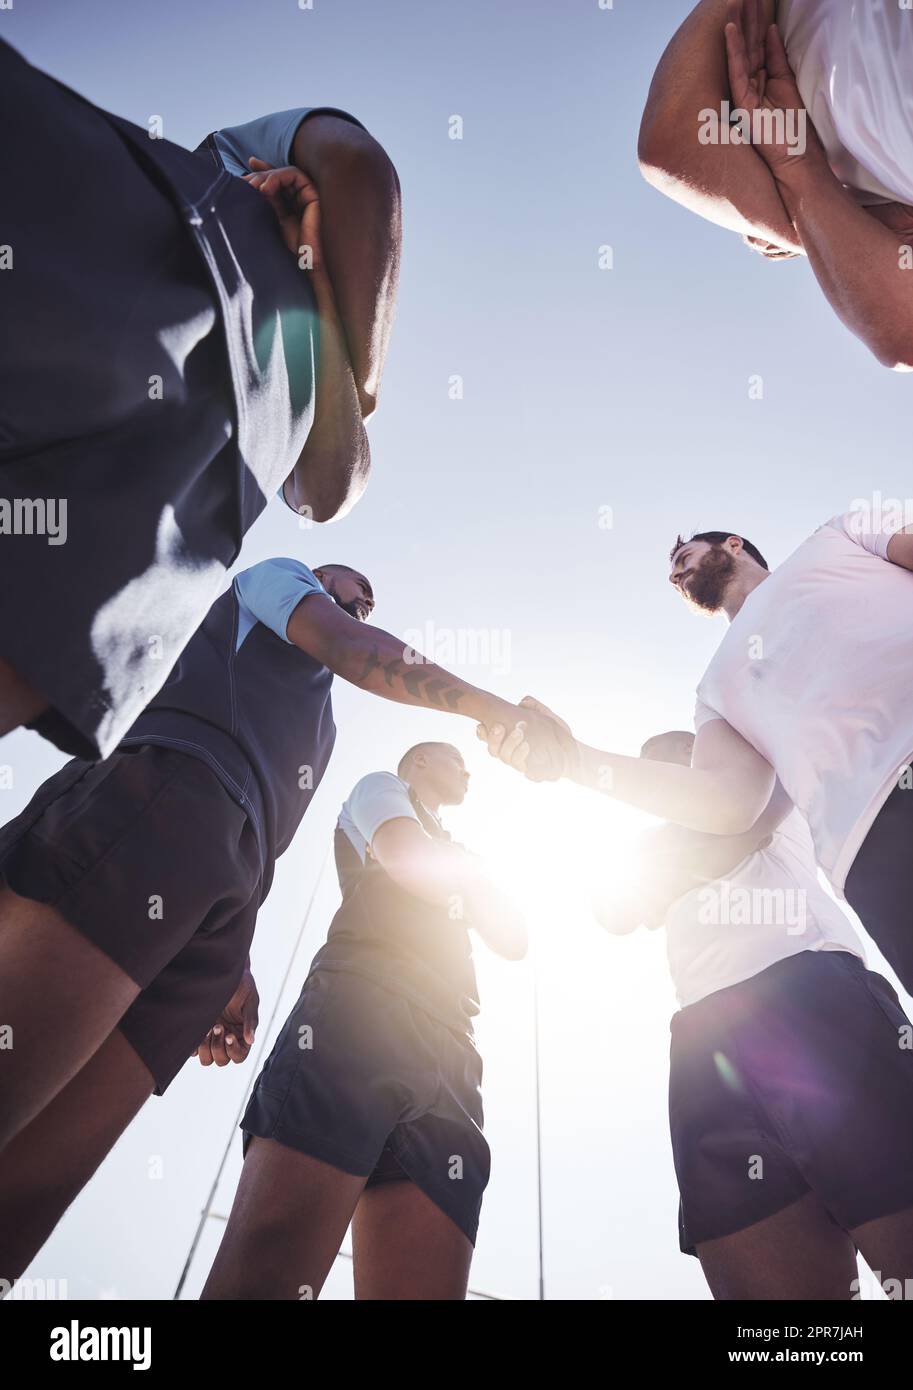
top-left (532, 955), bottom-right (546, 1301)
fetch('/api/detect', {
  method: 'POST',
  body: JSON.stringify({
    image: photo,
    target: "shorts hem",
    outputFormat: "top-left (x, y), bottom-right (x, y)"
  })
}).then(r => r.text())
top-left (680, 1183), bottom-right (811, 1257)
top-left (241, 1118), bottom-right (481, 1246)
top-left (1, 849), bottom-right (149, 989)
top-left (682, 1183), bottom-right (913, 1258)
top-left (241, 1114), bottom-right (380, 1178)
top-left (113, 1021), bottom-right (169, 1097)
top-left (833, 1188), bottom-right (913, 1238)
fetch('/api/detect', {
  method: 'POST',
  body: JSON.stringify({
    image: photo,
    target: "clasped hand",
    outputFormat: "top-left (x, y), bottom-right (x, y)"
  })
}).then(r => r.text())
top-left (477, 696), bottom-right (578, 783)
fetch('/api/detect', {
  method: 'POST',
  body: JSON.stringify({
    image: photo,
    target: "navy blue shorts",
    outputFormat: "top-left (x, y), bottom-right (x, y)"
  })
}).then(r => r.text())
top-left (0, 745), bottom-right (263, 1093)
top-left (670, 950), bottom-right (913, 1255)
top-left (241, 967), bottom-right (491, 1245)
top-left (845, 783), bottom-right (913, 996)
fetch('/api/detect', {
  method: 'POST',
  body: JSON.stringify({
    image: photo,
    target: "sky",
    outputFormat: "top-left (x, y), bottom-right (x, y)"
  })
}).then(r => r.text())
top-left (4, 0), bottom-right (911, 1301)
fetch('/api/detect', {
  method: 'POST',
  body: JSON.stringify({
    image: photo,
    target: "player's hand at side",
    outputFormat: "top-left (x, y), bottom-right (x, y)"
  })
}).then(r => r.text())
top-left (195, 966), bottom-right (260, 1068)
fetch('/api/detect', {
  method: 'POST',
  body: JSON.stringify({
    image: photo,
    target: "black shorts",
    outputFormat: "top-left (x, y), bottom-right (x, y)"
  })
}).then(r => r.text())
top-left (241, 967), bottom-right (491, 1246)
top-left (845, 782), bottom-right (913, 995)
top-left (0, 745), bottom-right (263, 1094)
top-left (670, 950), bottom-right (913, 1255)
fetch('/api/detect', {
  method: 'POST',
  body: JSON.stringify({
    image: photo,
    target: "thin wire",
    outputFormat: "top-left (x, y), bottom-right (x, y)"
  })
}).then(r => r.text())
top-left (172, 845), bottom-right (332, 1301)
top-left (532, 955), bottom-right (546, 1301)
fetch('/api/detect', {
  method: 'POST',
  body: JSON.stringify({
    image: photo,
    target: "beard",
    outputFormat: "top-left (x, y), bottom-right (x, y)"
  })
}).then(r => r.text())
top-left (337, 597), bottom-right (364, 619)
top-left (683, 547), bottom-right (736, 613)
top-left (325, 586), bottom-right (365, 620)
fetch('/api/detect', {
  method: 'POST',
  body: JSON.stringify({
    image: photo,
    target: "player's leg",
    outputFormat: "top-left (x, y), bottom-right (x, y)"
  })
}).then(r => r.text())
top-left (696, 1189), bottom-right (859, 1300)
top-left (851, 1207), bottom-right (913, 1298)
top-left (351, 1013), bottom-right (488, 1301)
top-left (0, 1028), bottom-right (154, 1285)
top-left (0, 746), bottom-right (262, 1153)
top-left (201, 1138), bottom-right (367, 1300)
top-left (0, 885), bottom-right (141, 1150)
top-left (815, 956), bottom-right (913, 1298)
top-left (352, 1176), bottom-right (473, 1300)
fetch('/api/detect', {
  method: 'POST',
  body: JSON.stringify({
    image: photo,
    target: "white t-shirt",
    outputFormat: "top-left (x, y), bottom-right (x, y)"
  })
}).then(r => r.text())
top-left (337, 772), bottom-right (421, 862)
top-left (695, 510), bottom-right (913, 894)
top-left (662, 810), bottom-right (864, 1009)
top-left (337, 771), bottom-right (448, 862)
top-left (779, 0), bottom-right (913, 206)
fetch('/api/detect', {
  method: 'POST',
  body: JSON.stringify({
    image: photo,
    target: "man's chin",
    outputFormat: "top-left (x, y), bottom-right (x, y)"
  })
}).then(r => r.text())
top-left (681, 588), bottom-right (724, 616)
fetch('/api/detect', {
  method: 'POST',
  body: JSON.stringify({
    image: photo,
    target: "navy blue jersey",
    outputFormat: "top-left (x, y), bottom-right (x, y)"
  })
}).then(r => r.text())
top-left (95, 100), bottom-right (365, 540)
top-left (123, 559), bottom-right (336, 886)
top-left (1, 38), bottom-right (370, 759)
top-left (310, 773), bottom-right (480, 1033)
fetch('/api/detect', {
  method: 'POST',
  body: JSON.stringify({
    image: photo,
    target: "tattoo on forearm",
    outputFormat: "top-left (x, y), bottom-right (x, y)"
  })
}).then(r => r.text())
top-left (355, 645), bottom-right (466, 710)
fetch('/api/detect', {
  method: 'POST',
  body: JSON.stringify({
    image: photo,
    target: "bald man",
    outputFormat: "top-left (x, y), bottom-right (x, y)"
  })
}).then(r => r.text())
top-left (203, 743), bottom-right (525, 1300)
top-left (597, 729), bottom-right (913, 1301)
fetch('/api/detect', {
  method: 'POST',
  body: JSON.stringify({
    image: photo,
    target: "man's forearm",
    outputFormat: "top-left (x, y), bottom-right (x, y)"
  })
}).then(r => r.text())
top-left (285, 269), bottom-right (370, 523)
top-left (571, 742), bottom-right (770, 834)
top-left (294, 123), bottom-right (402, 418)
top-left (597, 779), bottom-right (790, 937)
top-left (650, 782), bottom-right (789, 896)
top-left (639, 0), bottom-right (800, 249)
top-left (457, 857), bottom-right (527, 959)
top-left (774, 159), bottom-right (913, 369)
top-left (388, 839), bottom-right (526, 957)
top-left (330, 627), bottom-right (512, 729)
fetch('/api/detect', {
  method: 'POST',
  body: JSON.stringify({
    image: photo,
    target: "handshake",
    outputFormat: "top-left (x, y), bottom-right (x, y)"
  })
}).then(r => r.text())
top-left (476, 695), bottom-right (579, 784)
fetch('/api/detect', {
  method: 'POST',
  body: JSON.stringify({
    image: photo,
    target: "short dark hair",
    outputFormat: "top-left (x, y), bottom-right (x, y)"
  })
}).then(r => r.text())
top-left (670, 531), bottom-right (769, 570)
top-left (397, 742), bottom-right (455, 780)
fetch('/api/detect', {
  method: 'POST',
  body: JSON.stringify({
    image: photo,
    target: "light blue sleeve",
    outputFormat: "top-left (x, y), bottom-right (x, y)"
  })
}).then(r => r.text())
top-left (234, 558), bottom-right (326, 647)
top-left (212, 106), bottom-right (367, 178)
top-left (338, 773), bottom-right (420, 859)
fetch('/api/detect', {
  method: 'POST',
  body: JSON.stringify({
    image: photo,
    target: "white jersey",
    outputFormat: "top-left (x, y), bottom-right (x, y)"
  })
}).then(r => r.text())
top-left (663, 811), bottom-right (864, 1008)
top-left (695, 511), bottom-right (913, 894)
top-left (779, 0), bottom-right (913, 206)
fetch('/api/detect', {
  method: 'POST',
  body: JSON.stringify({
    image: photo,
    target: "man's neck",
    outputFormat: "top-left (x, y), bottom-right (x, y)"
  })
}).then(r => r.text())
top-left (406, 777), bottom-right (442, 818)
top-left (724, 566), bottom-right (769, 621)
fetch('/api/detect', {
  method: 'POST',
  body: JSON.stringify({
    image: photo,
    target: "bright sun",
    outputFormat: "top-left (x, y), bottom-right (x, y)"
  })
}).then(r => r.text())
top-left (450, 751), bottom-right (652, 955)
